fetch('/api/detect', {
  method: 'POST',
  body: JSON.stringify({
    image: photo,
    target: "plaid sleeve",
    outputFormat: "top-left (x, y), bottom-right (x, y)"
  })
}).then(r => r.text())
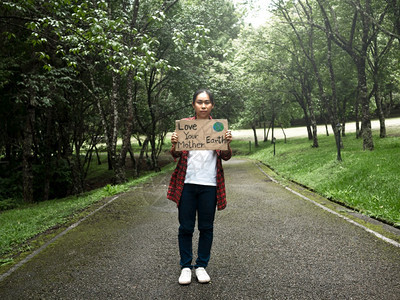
top-left (216, 156), bottom-right (227, 210)
top-left (167, 152), bottom-right (188, 207)
top-left (219, 148), bottom-right (232, 161)
top-left (170, 146), bottom-right (182, 160)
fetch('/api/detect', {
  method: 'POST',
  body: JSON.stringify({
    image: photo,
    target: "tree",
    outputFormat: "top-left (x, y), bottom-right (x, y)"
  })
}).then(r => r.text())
top-left (273, 0), bottom-right (342, 148)
top-left (315, 0), bottom-right (378, 150)
top-left (231, 25), bottom-right (299, 146)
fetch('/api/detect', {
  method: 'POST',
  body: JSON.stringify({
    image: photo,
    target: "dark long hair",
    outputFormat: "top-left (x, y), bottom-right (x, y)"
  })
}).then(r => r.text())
top-left (192, 89), bottom-right (214, 104)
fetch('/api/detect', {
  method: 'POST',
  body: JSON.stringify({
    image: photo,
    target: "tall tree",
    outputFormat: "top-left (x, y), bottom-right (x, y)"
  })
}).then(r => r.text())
top-left (273, 0), bottom-right (343, 148)
top-left (315, 0), bottom-right (377, 150)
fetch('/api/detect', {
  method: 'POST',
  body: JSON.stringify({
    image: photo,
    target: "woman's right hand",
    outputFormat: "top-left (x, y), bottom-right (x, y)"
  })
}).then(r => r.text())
top-left (171, 132), bottom-right (178, 145)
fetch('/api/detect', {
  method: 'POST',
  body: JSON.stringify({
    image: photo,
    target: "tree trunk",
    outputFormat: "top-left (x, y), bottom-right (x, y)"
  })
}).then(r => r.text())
top-left (386, 89), bottom-right (393, 117)
top-left (251, 124), bottom-right (259, 147)
top-left (114, 159), bottom-right (126, 185)
top-left (115, 70), bottom-right (137, 183)
top-left (4, 121), bottom-right (12, 162)
top-left (263, 122), bottom-right (267, 142)
top-left (150, 137), bottom-right (161, 172)
top-left (270, 114), bottom-right (275, 144)
top-left (43, 110), bottom-right (53, 201)
top-left (303, 79), bottom-right (318, 145)
top-left (266, 122), bottom-right (271, 142)
top-left (370, 28), bottom-right (392, 138)
top-left (95, 145), bottom-right (102, 165)
top-left (91, 69), bottom-right (116, 173)
top-left (136, 138), bottom-right (149, 176)
top-left (305, 94), bottom-right (318, 145)
top-left (358, 67), bottom-right (374, 150)
top-left (22, 96), bottom-right (35, 203)
top-left (109, 72), bottom-right (126, 184)
top-left (355, 0), bottom-right (374, 149)
top-left (306, 124), bottom-right (312, 140)
top-left (355, 98), bottom-right (361, 138)
top-left (107, 151), bottom-right (113, 170)
top-left (280, 124), bottom-right (287, 143)
top-left (340, 98), bottom-right (348, 137)
top-left (128, 145), bottom-right (137, 176)
top-left (374, 82), bottom-right (386, 138)
top-left (326, 30), bottom-right (342, 154)
top-left (308, 102), bottom-right (318, 147)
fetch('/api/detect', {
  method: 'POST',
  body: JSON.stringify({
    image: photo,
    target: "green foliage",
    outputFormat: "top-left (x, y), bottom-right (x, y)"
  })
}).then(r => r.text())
top-left (0, 0), bottom-right (242, 202)
top-left (0, 172), bottom-right (18, 203)
top-left (0, 198), bottom-right (22, 211)
top-left (231, 24), bottom-right (301, 129)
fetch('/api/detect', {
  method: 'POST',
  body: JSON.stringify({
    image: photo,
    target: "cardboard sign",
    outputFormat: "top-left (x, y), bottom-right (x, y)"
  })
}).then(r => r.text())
top-left (175, 119), bottom-right (228, 151)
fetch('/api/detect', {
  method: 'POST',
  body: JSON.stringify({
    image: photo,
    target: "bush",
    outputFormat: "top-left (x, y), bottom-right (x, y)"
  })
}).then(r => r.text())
top-left (0, 198), bottom-right (21, 211)
top-left (0, 165), bottom-right (22, 206)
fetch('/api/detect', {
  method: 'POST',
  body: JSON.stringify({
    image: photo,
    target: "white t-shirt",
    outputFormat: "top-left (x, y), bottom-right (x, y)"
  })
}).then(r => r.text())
top-left (184, 150), bottom-right (217, 186)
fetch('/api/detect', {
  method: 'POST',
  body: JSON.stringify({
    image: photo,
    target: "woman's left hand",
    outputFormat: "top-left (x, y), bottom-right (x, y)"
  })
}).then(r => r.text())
top-left (225, 130), bottom-right (232, 144)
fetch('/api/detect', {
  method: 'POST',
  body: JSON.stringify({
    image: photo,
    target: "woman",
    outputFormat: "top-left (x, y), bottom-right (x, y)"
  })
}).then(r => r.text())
top-left (167, 89), bottom-right (232, 285)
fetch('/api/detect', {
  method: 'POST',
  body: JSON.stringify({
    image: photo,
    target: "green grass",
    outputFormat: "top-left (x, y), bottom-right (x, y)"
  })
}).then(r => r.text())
top-left (0, 163), bottom-right (175, 265)
top-left (232, 129), bottom-right (400, 227)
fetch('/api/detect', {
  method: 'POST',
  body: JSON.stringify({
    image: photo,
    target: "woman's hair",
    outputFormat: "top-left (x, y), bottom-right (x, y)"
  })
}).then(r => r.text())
top-left (192, 89), bottom-right (214, 104)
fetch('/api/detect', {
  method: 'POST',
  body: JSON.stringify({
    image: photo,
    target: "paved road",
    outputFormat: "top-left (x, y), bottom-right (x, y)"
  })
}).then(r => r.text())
top-left (0, 159), bottom-right (399, 299)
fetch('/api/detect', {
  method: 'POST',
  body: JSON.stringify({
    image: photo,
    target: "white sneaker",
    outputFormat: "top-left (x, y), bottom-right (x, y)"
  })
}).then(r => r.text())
top-left (195, 267), bottom-right (211, 283)
top-left (178, 268), bottom-right (192, 285)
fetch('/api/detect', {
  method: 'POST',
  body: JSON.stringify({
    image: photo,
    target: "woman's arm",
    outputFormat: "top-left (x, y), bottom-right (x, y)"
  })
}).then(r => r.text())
top-left (170, 131), bottom-right (182, 158)
top-left (220, 130), bottom-right (232, 160)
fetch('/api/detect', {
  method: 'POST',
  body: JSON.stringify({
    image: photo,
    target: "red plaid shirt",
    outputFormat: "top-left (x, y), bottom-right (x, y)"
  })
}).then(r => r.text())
top-left (167, 117), bottom-right (232, 211)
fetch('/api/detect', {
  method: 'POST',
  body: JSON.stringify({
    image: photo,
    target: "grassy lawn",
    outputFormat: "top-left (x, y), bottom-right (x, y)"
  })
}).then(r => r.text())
top-left (231, 127), bottom-right (400, 228)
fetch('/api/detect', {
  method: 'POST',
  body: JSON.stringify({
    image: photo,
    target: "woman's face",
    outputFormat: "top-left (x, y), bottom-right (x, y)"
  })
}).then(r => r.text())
top-left (192, 92), bottom-right (214, 119)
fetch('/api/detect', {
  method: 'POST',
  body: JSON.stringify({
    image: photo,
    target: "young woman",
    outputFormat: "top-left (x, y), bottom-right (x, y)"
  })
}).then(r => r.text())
top-left (167, 89), bottom-right (232, 285)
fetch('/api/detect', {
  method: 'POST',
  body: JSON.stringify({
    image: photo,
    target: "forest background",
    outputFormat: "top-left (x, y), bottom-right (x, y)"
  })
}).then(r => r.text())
top-left (0, 0), bottom-right (399, 213)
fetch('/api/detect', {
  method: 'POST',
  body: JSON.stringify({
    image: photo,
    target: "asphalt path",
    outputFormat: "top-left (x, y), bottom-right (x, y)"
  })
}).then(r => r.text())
top-left (0, 158), bottom-right (400, 299)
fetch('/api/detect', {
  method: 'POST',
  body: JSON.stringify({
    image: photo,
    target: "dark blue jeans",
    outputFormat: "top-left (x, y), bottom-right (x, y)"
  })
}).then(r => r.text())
top-left (178, 184), bottom-right (217, 269)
